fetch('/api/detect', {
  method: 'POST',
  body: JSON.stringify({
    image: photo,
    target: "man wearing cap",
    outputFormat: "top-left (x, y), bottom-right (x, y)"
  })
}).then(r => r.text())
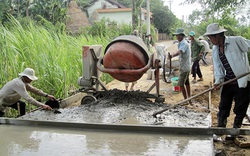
top-left (204, 23), bottom-right (250, 128)
top-left (169, 28), bottom-right (191, 99)
top-left (0, 68), bottom-right (55, 117)
top-left (189, 31), bottom-right (205, 83)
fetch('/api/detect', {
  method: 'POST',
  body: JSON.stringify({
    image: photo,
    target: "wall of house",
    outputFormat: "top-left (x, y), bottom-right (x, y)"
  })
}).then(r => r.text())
top-left (87, 0), bottom-right (118, 18)
top-left (98, 11), bottom-right (132, 25)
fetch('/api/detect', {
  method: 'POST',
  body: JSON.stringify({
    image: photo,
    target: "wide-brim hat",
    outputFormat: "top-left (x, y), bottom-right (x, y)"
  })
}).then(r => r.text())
top-left (204, 23), bottom-right (227, 36)
top-left (173, 28), bottom-right (186, 36)
top-left (19, 68), bottom-right (38, 80)
top-left (198, 36), bottom-right (204, 40)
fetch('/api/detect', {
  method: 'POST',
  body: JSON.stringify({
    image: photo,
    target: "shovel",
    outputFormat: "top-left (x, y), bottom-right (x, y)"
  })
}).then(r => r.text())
top-left (46, 99), bottom-right (62, 113)
top-left (162, 53), bottom-right (172, 83)
top-left (166, 52), bottom-right (172, 83)
top-left (30, 106), bottom-right (61, 114)
top-left (30, 99), bottom-right (62, 114)
top-left (153, 72), bottom-right (250, 118)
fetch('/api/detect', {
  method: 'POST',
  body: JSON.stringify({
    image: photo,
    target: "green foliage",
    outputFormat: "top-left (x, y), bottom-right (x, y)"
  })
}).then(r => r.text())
top-left (115, 0), bottom-right (131, 7)
top-left (117, 0), bottom-right (176, 34)
top-left (242, 28), bottom-right (250, 39)
top-left (0, 16), bottom-right (110, 100)
top-left (0, 0), bottom-right (68, 25)
top-left (30, 0), bottom-right (67, 24)
top-left (100, 73), bottom-right (114, 84)
top-left (75, 0), bottom-right (93, 11)
top-left (86, 18), bottom-right (132, 39)
top-left (150, 0), bottom-right (176, 34)
top-left (0, 0), bottom-right (9, 23)
top-left (152, 8), bottom-right (175, 34)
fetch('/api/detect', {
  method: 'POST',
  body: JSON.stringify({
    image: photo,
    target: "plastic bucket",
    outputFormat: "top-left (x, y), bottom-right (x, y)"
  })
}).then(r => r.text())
top-left (171, 77), bottom-right (181, 92)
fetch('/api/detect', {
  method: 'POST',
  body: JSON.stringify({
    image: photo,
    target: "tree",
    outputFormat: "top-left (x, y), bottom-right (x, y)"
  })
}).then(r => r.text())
top-left (149, 0), bottom-right (176, 34)
top-left (114, 0), bottom-right (131, 7)
top-left (131, 0), bottom-right (144, 30)
top-left (74, 0), bottom-right (93, 11)
top-left (29, 0), bottom-right (67, 24)
top-left (0, 0), bottom-right (10, 23)
top-left (153, 8), bottom-right (175, 34)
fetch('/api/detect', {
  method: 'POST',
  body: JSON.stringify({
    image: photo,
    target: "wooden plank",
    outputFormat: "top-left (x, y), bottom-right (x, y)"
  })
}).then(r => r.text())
top-left (60, 92), bottom-right (86, 108)
top-left (1, 118), bottom-right (250, 136)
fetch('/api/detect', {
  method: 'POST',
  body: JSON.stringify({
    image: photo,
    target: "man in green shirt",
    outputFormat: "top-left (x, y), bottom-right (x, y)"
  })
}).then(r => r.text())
top-left (189, 31), bottom-right (205, 83)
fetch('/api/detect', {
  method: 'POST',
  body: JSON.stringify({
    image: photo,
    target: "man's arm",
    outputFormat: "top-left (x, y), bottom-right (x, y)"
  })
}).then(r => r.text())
top-left (199, 42), bottom-right (205, 55)
top-left (14, 83), bottom-right (52, 110)
top-left (26, 84), bottom-right (56, 100)
top-left (170, 49), bottom-right (181, 58)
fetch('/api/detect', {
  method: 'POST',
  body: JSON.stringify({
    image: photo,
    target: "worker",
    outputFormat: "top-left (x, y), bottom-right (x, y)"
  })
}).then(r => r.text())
top-left (145, 34), bottom-right (154, 52)
top-left (198, 36), bottom-right (211, 65)
top-left (204, 23), bottom-right (250, 128)
top-left (132, 29), bottom-right (139, 37)
top-left (189, 31), bottom-right (205, 83)
top-left (0, 68), bottom-right (55, 117)
top-left (169, 28), bottom-right (191, 99)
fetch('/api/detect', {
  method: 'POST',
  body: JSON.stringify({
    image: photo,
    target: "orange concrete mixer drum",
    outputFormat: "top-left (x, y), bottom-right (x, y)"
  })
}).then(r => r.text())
top-left (101, 35), bottom-right (150, 82)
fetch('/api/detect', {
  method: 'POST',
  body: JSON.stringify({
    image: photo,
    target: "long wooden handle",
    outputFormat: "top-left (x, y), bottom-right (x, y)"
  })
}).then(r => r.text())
top-left (153, 72), bottom-right (250, 117)
top-left (168, 53), bottom-right (172, 78)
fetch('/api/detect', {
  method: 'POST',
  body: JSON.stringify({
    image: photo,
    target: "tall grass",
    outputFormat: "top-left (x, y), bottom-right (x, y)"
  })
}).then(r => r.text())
top-left (0, 17), bottom-right (111, 101)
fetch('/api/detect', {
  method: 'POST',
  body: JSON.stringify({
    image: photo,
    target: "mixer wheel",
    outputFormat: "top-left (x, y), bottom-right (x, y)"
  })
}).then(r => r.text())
top-left (81, 95), bottom-right (97, 105)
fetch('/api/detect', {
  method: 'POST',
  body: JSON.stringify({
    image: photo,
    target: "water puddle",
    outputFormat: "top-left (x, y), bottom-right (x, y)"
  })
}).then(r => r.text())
top-left (0, 125), bottom-right (213, 156)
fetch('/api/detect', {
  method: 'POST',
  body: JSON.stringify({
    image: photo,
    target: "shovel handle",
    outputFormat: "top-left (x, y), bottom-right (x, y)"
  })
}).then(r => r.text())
top-left (153, 72), bottom-right (250, 117)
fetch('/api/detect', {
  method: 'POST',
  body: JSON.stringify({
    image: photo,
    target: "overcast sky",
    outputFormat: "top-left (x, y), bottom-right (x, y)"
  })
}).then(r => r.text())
top-left (163, 0), bottom-right (201, 20)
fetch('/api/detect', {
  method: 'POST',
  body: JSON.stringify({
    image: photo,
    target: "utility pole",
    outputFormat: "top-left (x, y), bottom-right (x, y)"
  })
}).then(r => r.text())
top-left (182, 15), bottom-right (184, 28)
top-left (139, 6), bottom-right (142, 38)
top-left (132, 0), bottom-right (136, 31)
top-left (168, 0), bottom-right (173, 12)
top-left (146, 0), bottom-right (150, 35)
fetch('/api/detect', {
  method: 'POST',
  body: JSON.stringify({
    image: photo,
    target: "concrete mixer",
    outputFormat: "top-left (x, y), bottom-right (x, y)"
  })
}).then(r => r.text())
top-left (78, 35), bottom-right (164, 104)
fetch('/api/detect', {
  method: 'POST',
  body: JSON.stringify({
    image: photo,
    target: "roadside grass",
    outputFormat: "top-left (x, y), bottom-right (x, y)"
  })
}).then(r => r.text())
top-left (0, 17), bottom-right (113, 116)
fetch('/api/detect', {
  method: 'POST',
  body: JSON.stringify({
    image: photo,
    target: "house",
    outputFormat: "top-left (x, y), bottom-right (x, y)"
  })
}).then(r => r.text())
top-left (87, 0), bottom-right (151, 25)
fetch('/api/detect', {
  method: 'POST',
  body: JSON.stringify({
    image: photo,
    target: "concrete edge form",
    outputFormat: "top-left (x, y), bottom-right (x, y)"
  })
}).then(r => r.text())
top-left (1, 118), bottom-right (249, 136)
top-left (60, 92), bottom-right (86, 108)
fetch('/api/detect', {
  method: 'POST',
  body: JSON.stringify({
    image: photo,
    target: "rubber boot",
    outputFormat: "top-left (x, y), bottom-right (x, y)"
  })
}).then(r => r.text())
top-left (225, 119), bottom-right (243, 140)
top-left (217, 117), bottom-right (227, 127)
top-left (233, 118), bottom-right (243, 128)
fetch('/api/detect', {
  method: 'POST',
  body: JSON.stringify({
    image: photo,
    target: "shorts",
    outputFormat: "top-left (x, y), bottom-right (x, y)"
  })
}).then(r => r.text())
top-left (178, 71), bottom-right (190, 86)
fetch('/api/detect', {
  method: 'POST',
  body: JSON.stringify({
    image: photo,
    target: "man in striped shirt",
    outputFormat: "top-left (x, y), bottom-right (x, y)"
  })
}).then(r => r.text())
top-left (204, 23), bottom-right (250, 128)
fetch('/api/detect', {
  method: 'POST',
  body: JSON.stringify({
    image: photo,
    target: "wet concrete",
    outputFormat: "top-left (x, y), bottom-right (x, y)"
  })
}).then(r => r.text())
top-left (20, 89), bottom-right (210, 127)
top-left (0, 125), bottom-right (213, 156)
top-left (5, 89), bottom-right (214, 155)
